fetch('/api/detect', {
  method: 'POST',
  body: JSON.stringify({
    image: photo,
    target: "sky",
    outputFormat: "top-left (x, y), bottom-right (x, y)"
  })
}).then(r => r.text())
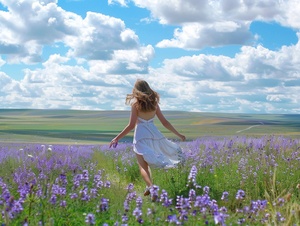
top-left (0, 0), bottom-right (300, 114)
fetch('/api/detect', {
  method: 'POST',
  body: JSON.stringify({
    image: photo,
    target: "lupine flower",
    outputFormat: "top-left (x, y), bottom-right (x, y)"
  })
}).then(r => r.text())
top-left (124, 191), bottom-right (137, 212)
top-left (150, 185), bottom-right (159, 202)
top-left (82, 170), bottom-right (89, 182)
top-left (97, 198), bottom-right (109, 212)
top-left (10, 200), bottom-right (23, 215)
top-left (188, 189), bottom-right (196, 201)
top-left (96, 181), bottom-right (104, 189)
top-left (236, 189), bottom-right (245, 200)
top-left (70, 192), bottom-right (78, 199)
top-left (203, 186), bottom-right (210, 194)
top-left (136, 196), bottom-right (142, 208)
top-left (276, 212), bottom-right (285, 222)
top-left (80, 187), bottom-right (90, 201)
top-left (59, 173), bottom-right (68, 186)
top-left (127, 183), bottom-right (134, 192)
top-left (49, 195), bottom-right (57, 205)
top-left (166, 214), bottom-right (181, 225)
top-left (60, 200), bottom-right (67, 207)
top-left (85, 213), bottom-right (95, 225)
top-left (132, 207), bottom-right (142, 220)
top-left (214, 211), bottom-right (228, 225)
top-left (104, 181), bottom-right (111, 188)
top-left (221, 191), bottom-right (229, 201)
top-left (122, 214), bottom-right (128, 223)
top-left (160, 190), bottom-right (172, 207)
top-left (187, 165), bottom-right (198, 187)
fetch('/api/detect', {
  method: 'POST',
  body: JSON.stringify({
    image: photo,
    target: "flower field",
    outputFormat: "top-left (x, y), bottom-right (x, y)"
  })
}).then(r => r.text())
top-left (0, 135), bottom-right (299, 225)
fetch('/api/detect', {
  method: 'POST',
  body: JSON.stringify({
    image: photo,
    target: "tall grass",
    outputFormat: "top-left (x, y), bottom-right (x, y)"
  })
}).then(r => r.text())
top-left (0, 135), bottom-right (299, 225)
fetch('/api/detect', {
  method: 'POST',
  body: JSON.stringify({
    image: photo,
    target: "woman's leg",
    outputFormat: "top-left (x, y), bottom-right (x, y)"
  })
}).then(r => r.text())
top-left (136, 154), bottom-right (152, 187)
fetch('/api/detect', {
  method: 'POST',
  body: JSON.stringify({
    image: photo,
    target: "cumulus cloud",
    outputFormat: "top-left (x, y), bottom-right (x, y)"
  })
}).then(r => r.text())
top-left (0, 0), bottom-right (141, 63)
top-left (132, 0), bottom-right (299, 49)
top-left (0, 0), bottom-right (299, 113)
top-left (157, 22), bottom-right (252, 49)
top-left (1, 32), bottom-right (299, 113)
top-left (146, 35), bottom-right (300, 113)
top-left (0, 53), bottom-right (135, 109)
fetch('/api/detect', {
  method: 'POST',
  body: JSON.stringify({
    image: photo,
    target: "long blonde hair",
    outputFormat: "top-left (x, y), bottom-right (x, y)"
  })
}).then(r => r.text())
top-left (126, 79), bottom-right (159, 112)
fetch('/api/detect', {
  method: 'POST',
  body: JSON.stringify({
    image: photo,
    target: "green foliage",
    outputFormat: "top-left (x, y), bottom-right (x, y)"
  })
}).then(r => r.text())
top-left (1, 136), bottom-right (300, 225)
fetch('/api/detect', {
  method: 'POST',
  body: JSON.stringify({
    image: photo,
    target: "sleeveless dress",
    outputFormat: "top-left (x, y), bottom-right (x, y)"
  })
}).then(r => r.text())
top-left (133, 117), bottom-right (185, 169)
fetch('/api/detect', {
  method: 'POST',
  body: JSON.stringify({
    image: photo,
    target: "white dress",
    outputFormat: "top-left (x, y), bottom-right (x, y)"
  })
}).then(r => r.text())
top-left (133, 117), bottom-right (185, 169)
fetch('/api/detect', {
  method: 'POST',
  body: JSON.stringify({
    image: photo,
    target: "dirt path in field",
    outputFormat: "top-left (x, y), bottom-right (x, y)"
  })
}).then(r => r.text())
top-left (236, 122), bottom-right (264, 133)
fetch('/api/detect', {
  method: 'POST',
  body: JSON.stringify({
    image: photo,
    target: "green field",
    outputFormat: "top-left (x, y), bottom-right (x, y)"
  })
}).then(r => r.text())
top-left (0, 109), bottom-right (299, 144)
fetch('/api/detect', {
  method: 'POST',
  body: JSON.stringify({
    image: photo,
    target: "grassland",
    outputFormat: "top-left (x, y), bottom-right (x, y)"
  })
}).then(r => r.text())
top-left (0, 109), bottom-right (299, 144)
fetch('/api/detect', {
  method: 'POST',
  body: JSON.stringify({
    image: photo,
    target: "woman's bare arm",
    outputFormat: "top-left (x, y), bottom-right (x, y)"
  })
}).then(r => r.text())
top-left (109, 105), bottom-right (138, 147)
top-left (156, 105), bottom-right (186, 141)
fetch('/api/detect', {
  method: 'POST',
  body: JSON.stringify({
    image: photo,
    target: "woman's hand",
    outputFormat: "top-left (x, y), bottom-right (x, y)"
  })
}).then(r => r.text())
top-left (178, 134), bottom-right (186, 142)
top-left (109, 138), bottom-right (118, 148)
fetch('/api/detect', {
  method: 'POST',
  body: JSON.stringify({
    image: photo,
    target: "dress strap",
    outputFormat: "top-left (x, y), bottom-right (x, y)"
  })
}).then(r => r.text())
top-left (137, 117), bottom-right (154, 123)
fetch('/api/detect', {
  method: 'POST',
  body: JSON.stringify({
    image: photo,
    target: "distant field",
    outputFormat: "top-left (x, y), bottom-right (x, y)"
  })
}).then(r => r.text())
top-left (0, 109), bottom-right (299, 144)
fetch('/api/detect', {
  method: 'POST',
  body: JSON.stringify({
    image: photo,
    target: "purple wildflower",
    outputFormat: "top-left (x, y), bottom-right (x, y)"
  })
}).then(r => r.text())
top-left (221, 191), bottom-right (229, 201)
top-left (70, 192), bottom-right (78, 199)
top-left (187, 165), bottom-right (198, 187)
top-left (203, 186), bottom-right (210, 194)
top-left (188, 189), bottom-right (196, 201)
top-left (150, 185), bottom-right (159, 202)
top-left (97, 198), bottom-right (109, 212)
top-left (136, 196), bottom-right (142, 208)
top-left (124, 191), bottom-right (137, 212)
top-left (80, 187), bottom-right (90, 201)
top-left (127, 183), bottom-right (134, 192)
top-left (82, 170), bottom-right (89, 182)
top-left (122, 214), bottom-right (128, 223)
top-left (49, 194), bottom-right (57, 205)
top-left (132, 207), bottom-right (142, 220)
top-left (166, 214), bottom-right (181, 225)
top-left (214, 211), bottom-right (228, 226)
top-left (276, 212), bottom-right (285, 222)
top-left (160, 190), bottom-right (172, 207)
top-left (236, 189), bottom-right (245, 200)
top-left (85, 213), bottom-right (95, 225)
top-left (60, 200), bottom-right (67, 207)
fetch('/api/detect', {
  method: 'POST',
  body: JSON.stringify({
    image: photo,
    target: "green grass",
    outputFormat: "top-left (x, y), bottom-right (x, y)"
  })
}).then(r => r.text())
top-left (1, 136), bottom-right (300, 225)
top-left (1, 109), bottom-right (299, 144)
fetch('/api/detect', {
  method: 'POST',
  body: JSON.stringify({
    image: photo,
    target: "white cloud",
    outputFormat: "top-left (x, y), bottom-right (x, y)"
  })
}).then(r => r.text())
top-left (1, 35), bottom-right (300, 112)
top-left (0, 0), bottom-right (299, 113)
top-left (132, 0), bottom-right (299, 49)
top-left (157, 21), bottom-right (252, 49)
top-left (0, 0), bottom-right (141, 63)
top-left (66, 12), bottom-right (140, 60)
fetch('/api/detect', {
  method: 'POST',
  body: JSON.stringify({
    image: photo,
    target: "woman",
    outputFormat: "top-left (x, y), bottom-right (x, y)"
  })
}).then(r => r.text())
top-left (109, 79), bottom-right (185, 195)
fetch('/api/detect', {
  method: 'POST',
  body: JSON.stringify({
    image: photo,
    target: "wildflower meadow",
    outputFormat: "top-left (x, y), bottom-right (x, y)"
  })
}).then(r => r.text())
top-left (0, 135), bottom-right (300, 225)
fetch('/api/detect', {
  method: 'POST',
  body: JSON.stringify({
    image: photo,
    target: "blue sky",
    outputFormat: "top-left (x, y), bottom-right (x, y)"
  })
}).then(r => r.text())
top-left (0, 0), bottom-right (299, 113)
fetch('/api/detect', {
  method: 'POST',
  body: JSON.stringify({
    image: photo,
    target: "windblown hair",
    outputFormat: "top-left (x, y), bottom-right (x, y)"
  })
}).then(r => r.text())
top-left (126, 79), bottom-right (160, 112)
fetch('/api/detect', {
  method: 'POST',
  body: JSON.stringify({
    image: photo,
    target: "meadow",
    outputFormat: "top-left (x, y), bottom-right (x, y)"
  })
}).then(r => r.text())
top-left (0, 110), bottom-right (300, 225)
top-left (1, 109), bottom-right (300, 144)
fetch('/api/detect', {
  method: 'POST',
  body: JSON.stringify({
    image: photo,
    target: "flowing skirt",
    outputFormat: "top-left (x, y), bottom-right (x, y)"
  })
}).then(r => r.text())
top-left (133, 117), bottom-right (184, 169)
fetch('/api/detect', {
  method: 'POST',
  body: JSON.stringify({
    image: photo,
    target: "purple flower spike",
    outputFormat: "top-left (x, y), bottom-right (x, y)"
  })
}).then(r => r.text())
top-left (203, 186), bottom-right (210, 194)
top-left (127, 183), bottom-right (134, 192)
top-left (150, 185), bottom-right (159, 202)
top-left (236, 189), bottom-right (245, 200)
top-left (221, 191), bottom-right (229, 201)
top-left (85, 213), bottom-right (95, 225)
top-left (97, 198), bottom-right (109, 212)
